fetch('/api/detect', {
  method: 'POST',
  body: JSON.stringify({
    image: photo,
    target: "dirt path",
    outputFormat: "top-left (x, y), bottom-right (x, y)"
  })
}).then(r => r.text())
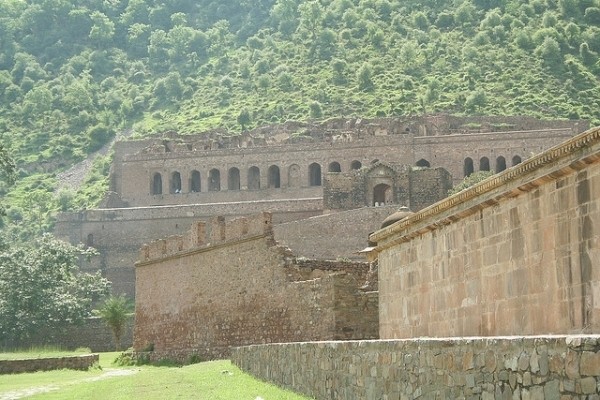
top-left (0, 368), bottom-right (138, 400)
top-left (56, 129), bottom-right (133, 191)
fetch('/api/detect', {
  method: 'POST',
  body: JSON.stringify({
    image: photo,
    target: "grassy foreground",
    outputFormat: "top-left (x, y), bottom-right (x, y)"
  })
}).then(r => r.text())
top-left (0, 352), bottom-right (312, 400)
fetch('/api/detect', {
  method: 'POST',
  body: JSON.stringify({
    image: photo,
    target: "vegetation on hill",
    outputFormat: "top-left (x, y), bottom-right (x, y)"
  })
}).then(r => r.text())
top-left (0, 0), bottom-right (599, 240)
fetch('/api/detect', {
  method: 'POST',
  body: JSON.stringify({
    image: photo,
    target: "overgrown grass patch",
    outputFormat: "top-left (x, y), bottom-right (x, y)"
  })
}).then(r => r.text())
top-left (0, 355), bottom-right (312, 400)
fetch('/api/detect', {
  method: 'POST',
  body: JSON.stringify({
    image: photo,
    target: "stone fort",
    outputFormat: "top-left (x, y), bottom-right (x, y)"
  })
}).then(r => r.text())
top-left (54, 115), bottom-right (587, 300)
top-left (231, 124), bottom-right (600, 399)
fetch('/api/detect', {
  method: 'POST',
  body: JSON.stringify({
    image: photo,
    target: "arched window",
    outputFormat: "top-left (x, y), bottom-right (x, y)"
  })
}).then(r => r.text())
top-left (351, 160), bottom-right (362, 170)
top-left (87, 234), bottom-right (94, 247)
top-left (228, 167), bottom-right (240, 191)
top-left (209, 169), bottom-right (221, 191)
top-left (309, 163), bottom-right (321, 186)
top-left (248, 166), bottom-right (260, 190)
top-left (479, 157), bottom-right (490, 171)
top-left (190, 170), bottom-right (201, 192)
top-left (171, 171), bottom-right (182, 193)
top-left (268, 165), bottom-right (281, 188)
top-left (416, 159), bottom-right (431, 168)
top-left (373, 184), bottom-right (393, 206)
top-left (496, 156), bottom-right (507, 173)
top-left (512, 155), bottom-right (522, 166)
top-left (288, 164), bottom-right (301, 187)
top-left (464, 158), bottom-right (474, 177)
top-left (152, 173), bottom-right (163, 195)
top-left (328, 162), bottom-right (341, 172)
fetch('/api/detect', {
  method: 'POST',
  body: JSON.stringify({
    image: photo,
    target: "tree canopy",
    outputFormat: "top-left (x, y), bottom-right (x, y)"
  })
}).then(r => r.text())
top-left (0, 0), bottom-right (598, 240)
top-left (0, 234), bottom-right (110, 345)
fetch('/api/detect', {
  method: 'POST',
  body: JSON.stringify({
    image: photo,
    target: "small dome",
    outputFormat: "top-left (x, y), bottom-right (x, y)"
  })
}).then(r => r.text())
top-left (381, 206), bottom-right (413, 229)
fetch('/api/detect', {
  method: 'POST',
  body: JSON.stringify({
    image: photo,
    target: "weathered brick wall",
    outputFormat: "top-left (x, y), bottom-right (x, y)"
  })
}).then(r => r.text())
top-left (273, 206), bottom-right (398, 260)
top-left (133, 213), bottom-right (377, 362)
top-left (232, 336), bottom-right (600, 400)
top-left (54, 199), bottom-right (323, 297)
top-left (0, 354), bottom-right (99, 374)
top-left (324, 166), bottom-right (452, 211)
top-left (372, 125), bottom-right (600, 338)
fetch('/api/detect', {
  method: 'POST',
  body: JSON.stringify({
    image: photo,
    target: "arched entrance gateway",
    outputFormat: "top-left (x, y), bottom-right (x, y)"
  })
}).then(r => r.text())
top-left (373, 183), bottom-right (393, 206)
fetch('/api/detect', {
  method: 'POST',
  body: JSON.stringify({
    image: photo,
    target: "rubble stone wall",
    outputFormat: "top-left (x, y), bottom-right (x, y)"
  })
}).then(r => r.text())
top-left (133, 213), bottom-right (378, 362)
top-left (232, 336), bottom-right (600, 400)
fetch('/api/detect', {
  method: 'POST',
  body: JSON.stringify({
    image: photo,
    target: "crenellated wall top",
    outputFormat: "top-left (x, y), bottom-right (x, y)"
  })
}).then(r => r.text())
top-left (136, 212), bottom-right (273, 265)
top-left (370, 125), bottom-right (600, 248)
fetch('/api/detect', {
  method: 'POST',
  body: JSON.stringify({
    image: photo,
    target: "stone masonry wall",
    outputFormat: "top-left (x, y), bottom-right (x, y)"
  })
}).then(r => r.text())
top-left (54, 198), bottom-right (323, 297)
top-left (112, 117), bottom-right (584, 208)
top-left (133, 213), bottom-right (377, 362)
top-left (273, 206), bottom-right (397, 260)
top-left (372, 125), bottom-right (600, 338)
top-left (232, 336), bottom-right (600, 400)
top-left (0, 354), bottom-right (99, 374)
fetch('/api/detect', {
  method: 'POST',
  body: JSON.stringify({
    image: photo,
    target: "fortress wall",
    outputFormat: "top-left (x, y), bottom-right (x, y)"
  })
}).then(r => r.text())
top-left (115, 126), bottom-right (580, 208)
top-left (232, 336), bottom-right (600, 400)
top-left (133, 214), bottom-right (377, 361)
top-left (273, 206), bottom-right (398, 260)
top-left (372, 126), bottom-right (600, 338)
top-left (54, 199), bottom-right (323, 298)
top-left (413, 128), bottom-right (576, 182)
top-left (125, 186), bottom-right (324, 208)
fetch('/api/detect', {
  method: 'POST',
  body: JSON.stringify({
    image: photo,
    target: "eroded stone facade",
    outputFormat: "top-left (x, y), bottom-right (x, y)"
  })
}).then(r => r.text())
top-left (55, 116), bottom-right (585, 299)
top-left (133, 213), bottom-right (378, 361)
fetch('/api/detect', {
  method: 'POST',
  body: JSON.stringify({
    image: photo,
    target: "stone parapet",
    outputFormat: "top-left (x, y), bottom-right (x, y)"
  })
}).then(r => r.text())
top-left (138, 213), bottom-right (272, 264)
top-left (232, 336), bottom-right (600, 400)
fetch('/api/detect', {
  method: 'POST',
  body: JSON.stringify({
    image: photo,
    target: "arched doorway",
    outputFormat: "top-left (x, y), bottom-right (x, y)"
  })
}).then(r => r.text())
top-left (228, 167), bottom-right (240, 190)
top-left (512, 155), bottom-right (522, 166)
top-left (151, 173), bottom-right (163, 195)
top-left (248, 166), bottom-right (260, 190)
top-left (171, 171), bottom-right (182, 193)
top-left (351, 160), bottom-right (362, 170)
top-left (464, 158), bottom-right (474, 177)
top-left (309, 163), bottom-right (321, 186)
top-left (373, 183), bottom-right (393, 206)
top-left (479, 157), bottom-right (490, 171)
top-left (209, 169), bottom-right (221, 191)
top-left (496, 156), bottom-right (506, 173)
top-left (328, 162), bottom-right (341, 172)
top-left (268, 165), bottom-right (281, 188)
top-left (190, 170), bottom-right (201, 192)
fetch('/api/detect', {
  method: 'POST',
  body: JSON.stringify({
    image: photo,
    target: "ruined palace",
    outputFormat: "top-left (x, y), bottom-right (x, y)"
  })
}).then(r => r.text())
top-left (133, 212), bottom-right (378, 361)
top-left (231, 124), bottom-right (600, 399)
top-left (54, 115), bottom-right (587, 299)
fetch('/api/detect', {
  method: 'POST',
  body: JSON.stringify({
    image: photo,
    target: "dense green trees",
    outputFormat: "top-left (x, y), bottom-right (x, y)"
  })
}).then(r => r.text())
top-left (0, 235), bottom-right (110, 344)
top-left (0, 0), bottom-right (598, 241)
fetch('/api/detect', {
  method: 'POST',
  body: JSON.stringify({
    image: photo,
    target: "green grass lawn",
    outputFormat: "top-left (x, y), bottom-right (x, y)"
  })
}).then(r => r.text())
top-left (0, 346), bottom-right (94, 360)
top-left (0, 352), bottom-right (312, 400)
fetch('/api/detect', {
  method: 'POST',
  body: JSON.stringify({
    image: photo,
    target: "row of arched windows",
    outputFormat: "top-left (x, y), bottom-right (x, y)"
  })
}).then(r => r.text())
top-left (150, 160), bottom-right (363, 195)
top-left (463, 155), bottom-right (522, 177)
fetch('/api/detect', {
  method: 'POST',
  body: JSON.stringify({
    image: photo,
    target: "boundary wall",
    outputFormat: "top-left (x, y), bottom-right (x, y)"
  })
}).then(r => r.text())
top-left (232, 336), bottom-right (600, 400)
top-left (0, 354), bottom-right (99, 374)
top-left (134, 213), bottom-right (378, 362)
top-left (372, 125), bottom-right (600, 338)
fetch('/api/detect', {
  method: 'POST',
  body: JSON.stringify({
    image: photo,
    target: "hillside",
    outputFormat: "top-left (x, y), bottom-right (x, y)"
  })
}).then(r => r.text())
top-left (0, 0), bottom-right (599, 240)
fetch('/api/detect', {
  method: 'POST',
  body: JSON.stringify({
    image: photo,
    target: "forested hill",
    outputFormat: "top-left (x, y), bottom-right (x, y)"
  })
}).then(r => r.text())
top-left (0, 0), bottom-right (599, 239)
